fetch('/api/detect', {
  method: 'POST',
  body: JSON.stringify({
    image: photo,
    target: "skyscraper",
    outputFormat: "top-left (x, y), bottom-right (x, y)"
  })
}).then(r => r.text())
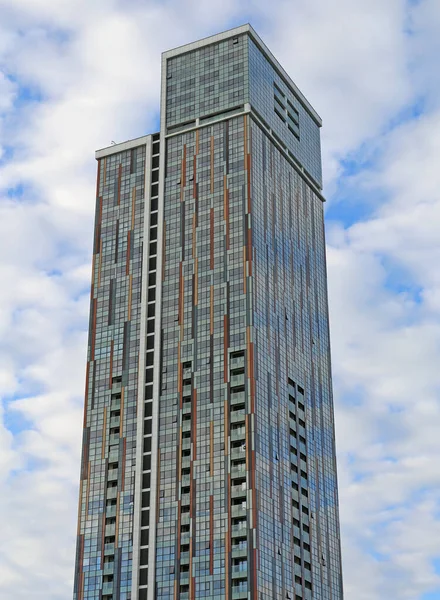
top-left (74, 24), bottom-right (343, 600)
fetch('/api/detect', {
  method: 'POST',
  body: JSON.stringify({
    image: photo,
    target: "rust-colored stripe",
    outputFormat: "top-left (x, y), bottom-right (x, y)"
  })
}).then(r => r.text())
top-left (126, 230), bottom-right (131, 275)
top-left (77, 534), bottom-right (84, 600)
top-left (210, 136), bottom-right (214, 194)
top-left (109, 340), bottom-right (114, 388)
top-left (117, 163), bottom-right (122, 205)
top-left (102, 407), bottom-right (107, 459)
top-left (210, 208), bottom-right (214, 270)
top-left (127, 275), bottom-right (133, 321)
top-left (196, 129), bottom-right (199, 156)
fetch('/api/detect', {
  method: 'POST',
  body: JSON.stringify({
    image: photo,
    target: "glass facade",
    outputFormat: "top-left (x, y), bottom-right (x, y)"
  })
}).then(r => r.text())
top-left (73, 24), bottom-right (343, 600)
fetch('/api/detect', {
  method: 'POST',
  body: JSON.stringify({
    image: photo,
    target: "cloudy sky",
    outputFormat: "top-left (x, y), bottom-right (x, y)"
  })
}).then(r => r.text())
top-left (1, 0), bottom-right (440, 598)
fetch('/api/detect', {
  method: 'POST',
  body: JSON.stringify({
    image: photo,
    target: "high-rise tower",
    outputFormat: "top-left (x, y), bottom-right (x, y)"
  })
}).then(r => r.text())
top-left (73, 24), bottom-right (343, 600)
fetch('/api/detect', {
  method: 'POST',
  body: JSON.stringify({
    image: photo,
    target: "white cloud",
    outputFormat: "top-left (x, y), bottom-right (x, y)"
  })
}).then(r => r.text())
top-left (0, 0), bottom-right (440, 599)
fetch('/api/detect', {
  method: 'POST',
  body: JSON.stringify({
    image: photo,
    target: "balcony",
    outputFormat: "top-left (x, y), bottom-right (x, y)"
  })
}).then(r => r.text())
top-left (102, 582), bottom-right (114, 594)
top-left (180, 550), bottom-right (190, 564)
top-left (179, 573), bottom-right (190, 585)
top-left (182, 384), bottom-right (192, 396)
top-left (110, 416), bottom-right (120, 428)
top-left (108, 449), bottom-right (119, 463)
top-left (231, 591), bottom-right (247, 600)
top-left (231, 463), bottom-right (246, 478)
top-left (230, 355), bottom-right (245, 370)
top-left (182, 404), bottom-right (191, 415)
top-left (180, 594), bottom-right (189, 600)
top-left (181, 438), bottom-right (191, 451)
top-left (231, 582), bottom-right (248, 598)
top-left (231, 482), bottom-right (247, 498)
top-left (182, 420), bottom-right (191, 433)
top-left (181, 475), bottom-right (191, 487)
top-left (231, 446), bottom-right (246, 461)
top-left (231, 391), bottom-right (246, 406)
top-left (180, 531), bottom-right (190, 545)
top-left (181, 457), bottom-right (191, 470)
top-left (232, 543), bottom-right (248, 559)
top-left (104, 543), bottom-right (115, 556)
top-left (109, 434), bottom-right (120, 446)
top-left (232, 563), bottom-right (248, 577)
top-left (181, 493), bottom-right (190, 506)
top-left (103, 562), bottom-right (114, 575)
top-left (230, 373), bottom-right (245, 388)
top-left (105, 524), bottom-right (116, 537)
top-left (231, 522), bottom-right (247, 536)
top-left (231, 410), bottom-right (246, 425)
top-left (182, 367), bottom-right (192, 379)
top-left (106, 487), bottom-right (118, 500)
top-left (231, 504), bottom-right (247, 518)
top-left (181, 512), bottom-right (190, 525)
top-left (107, 469), bottom-right (118, 482)
top-left (231, 427), bottom-right (246, 442)
top-left (106, 505), bottom-right (117, 518)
